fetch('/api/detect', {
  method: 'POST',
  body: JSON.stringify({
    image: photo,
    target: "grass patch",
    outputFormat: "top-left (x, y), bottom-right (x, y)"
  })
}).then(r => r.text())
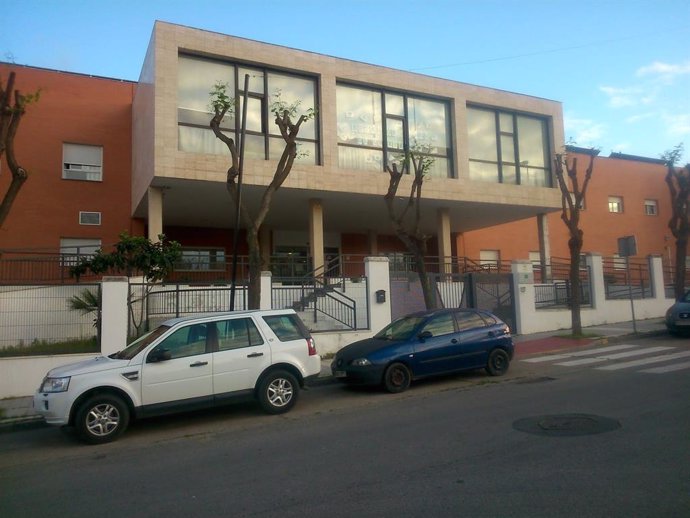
top-left (0, 337), bottom-right (99, 358)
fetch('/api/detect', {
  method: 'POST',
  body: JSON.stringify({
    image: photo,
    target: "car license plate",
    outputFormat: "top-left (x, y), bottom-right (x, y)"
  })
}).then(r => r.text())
top-left (334, 370), bottom-right (347, 378)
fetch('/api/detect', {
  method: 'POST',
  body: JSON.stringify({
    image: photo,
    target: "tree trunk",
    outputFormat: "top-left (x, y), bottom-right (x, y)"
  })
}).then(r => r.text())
top-left (569, 238), bottom-right (583, 335)
top-left (246, 227), bottom-right (262, 309)
top-left (416, 256), bottom-right (436, 310)
top-left (0, 170), bottom-right (27, 227)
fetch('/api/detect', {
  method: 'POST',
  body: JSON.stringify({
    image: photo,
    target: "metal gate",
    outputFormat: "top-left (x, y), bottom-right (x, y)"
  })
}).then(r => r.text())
top-left (461, 273), bottom-right (516, 331)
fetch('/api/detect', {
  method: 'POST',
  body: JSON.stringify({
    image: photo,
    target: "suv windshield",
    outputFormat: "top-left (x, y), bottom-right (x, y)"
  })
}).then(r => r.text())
top-left (109, 325), bottom-right (171, 360)
top-left (374, 315), bottom-right (425, 341)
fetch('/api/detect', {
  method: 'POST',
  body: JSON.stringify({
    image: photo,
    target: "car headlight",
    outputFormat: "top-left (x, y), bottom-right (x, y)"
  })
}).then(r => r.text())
top-left (39, 376), bottom-right (71, 393)
top-left (351, 358), bottom-right (372, 367)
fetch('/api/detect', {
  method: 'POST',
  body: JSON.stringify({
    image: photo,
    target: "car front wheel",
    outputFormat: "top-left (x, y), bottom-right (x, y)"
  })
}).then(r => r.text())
top-left (383, 362), bottom-right (411, 393)
top-left (75, 394), bottom-right (130, 444)
top-left (486, 348), bottom-right (510, 376)
top-left (258, 370), bottom-right (299, 414)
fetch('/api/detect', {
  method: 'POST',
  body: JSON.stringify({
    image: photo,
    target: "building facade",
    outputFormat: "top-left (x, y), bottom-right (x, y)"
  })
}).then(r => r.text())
top-left (131, 21), bottom-right (563, 277)
top-left (0, 22), bottom-right (675, 283)
top-left (0, 64), bottom-right (143, 259)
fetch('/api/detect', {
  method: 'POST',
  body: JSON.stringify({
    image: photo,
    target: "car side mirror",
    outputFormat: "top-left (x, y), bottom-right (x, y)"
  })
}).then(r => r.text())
top-left (418, 330), bottom-right (433, 341)
top-left (148, 348), bottom-right (171, 363)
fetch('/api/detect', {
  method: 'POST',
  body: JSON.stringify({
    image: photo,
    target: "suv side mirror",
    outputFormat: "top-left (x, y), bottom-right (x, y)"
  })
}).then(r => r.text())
top-left (148, 348), bottom-right (172, 363)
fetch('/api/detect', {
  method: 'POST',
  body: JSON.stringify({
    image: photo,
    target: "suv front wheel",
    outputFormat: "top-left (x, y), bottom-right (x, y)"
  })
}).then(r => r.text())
top-left (257, 370), bottom-right (299, 414)
top-left (75, 394), bottom-right (130, 444)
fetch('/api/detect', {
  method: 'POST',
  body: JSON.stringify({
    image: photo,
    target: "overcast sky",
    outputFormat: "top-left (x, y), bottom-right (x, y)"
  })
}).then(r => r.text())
top-left (2, 0), bottom-right (689, 162)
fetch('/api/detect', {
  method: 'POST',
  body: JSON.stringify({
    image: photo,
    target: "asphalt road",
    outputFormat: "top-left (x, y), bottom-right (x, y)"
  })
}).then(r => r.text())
top-left (1, 335), bottom-right (689, 518)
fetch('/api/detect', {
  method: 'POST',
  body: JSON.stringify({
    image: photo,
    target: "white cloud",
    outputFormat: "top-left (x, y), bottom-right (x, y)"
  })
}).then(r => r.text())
top-left (636, 60), bottom-right (690, 82)
top-left (663, 113), bottom-right (690, 137)
top-left (599, 85), bottom-right (655, 108)
top-left (625, 112), bottom-right (656, 124)
top-left (564, 115), bottom-right (606, 147)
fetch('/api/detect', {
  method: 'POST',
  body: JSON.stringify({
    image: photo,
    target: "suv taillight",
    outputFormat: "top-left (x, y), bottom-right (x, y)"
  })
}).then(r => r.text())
top-left (307, 337), bottom-right (317, 356)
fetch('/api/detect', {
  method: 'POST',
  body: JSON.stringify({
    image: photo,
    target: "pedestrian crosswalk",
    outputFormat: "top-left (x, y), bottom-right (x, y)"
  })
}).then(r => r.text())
top-left (521, 344), bottom-right (690, 374)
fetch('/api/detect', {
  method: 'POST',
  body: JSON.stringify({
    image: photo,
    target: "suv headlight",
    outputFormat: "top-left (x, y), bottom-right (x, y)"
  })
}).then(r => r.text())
top-left (351, 358), bottom-right (372, 367)
top-left (40, 376), bottom-right (71, 393)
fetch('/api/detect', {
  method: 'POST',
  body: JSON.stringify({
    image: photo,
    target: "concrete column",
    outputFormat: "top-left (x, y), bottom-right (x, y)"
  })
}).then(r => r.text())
top-left (259, 271), bottom-right (272, 310)
top-left (368, 230), bottom-right (378, 256)
top-left (365, 256), bottom-right (391, 332)
top-left (100, 276), bottom-right (130, 355)
top-left (437, 208), bottom-right (452, 274)
top-left (511, 261), bottom-right (537, 335)
top-left (537, 213), bottom-right (551, 282)
top-left (648, 255), bottom-right (665, 300)
top-left (147, 187), bottom-right (164, 242)
top-left (309, 199), bottom-right (325, 275)
top-left (586, 253), bottom-right (605, 309)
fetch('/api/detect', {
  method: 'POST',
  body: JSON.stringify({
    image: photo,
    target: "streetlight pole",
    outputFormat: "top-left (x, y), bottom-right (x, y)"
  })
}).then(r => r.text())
top-left (230, 74), bottom-right (249, 311)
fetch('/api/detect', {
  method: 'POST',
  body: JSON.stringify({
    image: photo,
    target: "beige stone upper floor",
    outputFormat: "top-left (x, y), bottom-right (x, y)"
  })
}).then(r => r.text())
top-left (132, 21), bottom-right (564, 235)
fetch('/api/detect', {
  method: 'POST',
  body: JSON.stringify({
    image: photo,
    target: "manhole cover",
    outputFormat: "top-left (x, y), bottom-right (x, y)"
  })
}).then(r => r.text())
top-left (513, 414), bottom-right (621, 437)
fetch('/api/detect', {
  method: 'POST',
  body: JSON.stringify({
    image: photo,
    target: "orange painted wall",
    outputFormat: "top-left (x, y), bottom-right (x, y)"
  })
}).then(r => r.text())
top-left (0, 64), bottom-right (140, 252)
top-left (460, 152), bottom-right (672, 264)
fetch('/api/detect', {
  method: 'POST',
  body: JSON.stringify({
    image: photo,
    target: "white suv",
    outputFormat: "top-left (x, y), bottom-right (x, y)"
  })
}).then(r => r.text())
top-left (34, 309), bottom-right (321, 444)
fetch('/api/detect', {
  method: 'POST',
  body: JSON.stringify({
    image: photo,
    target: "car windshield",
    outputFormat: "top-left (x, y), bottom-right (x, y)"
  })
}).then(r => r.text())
top-left (374, 315), bottom-right (425, 341)
top-left (109, 325), bottom-right (171, 360)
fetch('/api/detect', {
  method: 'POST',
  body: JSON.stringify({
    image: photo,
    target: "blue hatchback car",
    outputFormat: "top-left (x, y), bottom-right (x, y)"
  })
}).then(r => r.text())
top-left (331, 308), bottom-right (514, 393)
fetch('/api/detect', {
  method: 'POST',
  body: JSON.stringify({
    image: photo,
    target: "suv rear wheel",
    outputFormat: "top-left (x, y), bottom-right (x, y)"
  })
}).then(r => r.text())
top-left (75, 394), bottom-right (130, 444)
top-left (257, 370), bottom-right (299, 414)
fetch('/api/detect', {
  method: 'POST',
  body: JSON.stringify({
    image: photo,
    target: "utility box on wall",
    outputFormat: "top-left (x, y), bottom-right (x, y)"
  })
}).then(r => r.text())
top-left (515, 262), bottom-right (534, 284)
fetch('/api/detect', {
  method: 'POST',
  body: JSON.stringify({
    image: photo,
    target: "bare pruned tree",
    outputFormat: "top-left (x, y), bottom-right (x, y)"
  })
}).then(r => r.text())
top-left (0, 71), bottom-right (39, 229)
top-left (384, 147), bottom-right (437, 310)
top-left (553, 149), bottom-right (597, 335)
top-left (210, 81), bottom-right (315, 309)
top-left (662, 144), bottom-right (690, 299)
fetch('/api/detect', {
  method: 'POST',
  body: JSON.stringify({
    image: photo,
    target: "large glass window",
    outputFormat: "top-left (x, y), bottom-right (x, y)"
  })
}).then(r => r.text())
top-left (177, 55), bottom-right (318, 164)
top-left (337, 84), bottom-right (452, 178)
top-left (176, 248), bottom-right (226, 271)
top-left (467, 106), bottom-right (551, 187)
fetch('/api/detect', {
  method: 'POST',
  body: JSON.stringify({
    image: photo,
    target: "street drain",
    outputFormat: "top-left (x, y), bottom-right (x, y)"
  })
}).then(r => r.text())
top-left (513, 414), bottom-right (621, 437)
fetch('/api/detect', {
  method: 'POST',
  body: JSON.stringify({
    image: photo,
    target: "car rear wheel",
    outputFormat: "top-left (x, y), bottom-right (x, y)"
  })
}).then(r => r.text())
top-left (75, 394), bottom-right (129, 444)
top-left (486, 348), bottom-right (510, 376)
top-left (383, 362), bottom-right (411, 393)
top-left (258, 370), bottom-right (299, 414)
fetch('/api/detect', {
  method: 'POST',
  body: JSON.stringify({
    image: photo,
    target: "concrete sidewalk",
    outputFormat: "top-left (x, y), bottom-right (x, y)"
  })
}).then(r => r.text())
top-left (0, 317), bottom-right (668, 432)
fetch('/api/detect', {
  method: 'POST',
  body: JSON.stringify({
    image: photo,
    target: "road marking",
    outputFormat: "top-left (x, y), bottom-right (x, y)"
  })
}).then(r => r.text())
top-left (640, 360), bottom-right (690, 374)
top-left (596, 350), bottom-right (690, 370)
top-left (521, 344), bottom-right (638, 363)
top-left (556, 346), bottom-right (675, 367)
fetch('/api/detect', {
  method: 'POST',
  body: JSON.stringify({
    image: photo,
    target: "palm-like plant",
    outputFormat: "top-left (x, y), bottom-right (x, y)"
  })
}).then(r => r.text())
top-left (68, 289), bottom-right (101, 343)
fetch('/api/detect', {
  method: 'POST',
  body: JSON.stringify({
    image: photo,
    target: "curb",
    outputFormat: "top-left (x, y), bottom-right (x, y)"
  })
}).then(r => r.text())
top-left (0, 415), bottom-right (46, 434)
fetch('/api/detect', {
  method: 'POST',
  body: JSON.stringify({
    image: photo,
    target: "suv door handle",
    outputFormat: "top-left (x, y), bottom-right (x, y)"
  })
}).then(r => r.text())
top-left (247, 352), bottom-right (264, 358)
top-left (190, 361), bottom-right (208, 367)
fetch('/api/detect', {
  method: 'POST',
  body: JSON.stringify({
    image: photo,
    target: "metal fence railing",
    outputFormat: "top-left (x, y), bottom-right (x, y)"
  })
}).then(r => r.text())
top-left (0, 283), bottom-right (100, 350)
top-left (602, 257), bottom-right (653, 300)
top-left (533, 259), bottom-right (591, 309)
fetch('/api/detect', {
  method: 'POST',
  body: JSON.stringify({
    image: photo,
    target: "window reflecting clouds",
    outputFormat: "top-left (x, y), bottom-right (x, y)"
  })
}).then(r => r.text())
top-left (178, 55), bottom-right (318, 164)
top-left (468, 106), bottom-right (551, 187)
top-left (337, 84), bottom-right (452, 177)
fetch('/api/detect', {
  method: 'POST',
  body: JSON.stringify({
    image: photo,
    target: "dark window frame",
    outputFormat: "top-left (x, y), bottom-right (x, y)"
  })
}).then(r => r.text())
top-left (178, 53), bottom-right (320, 165)
top-left (467, 104), bottom-right (552, 187)
top-left (337, 82), bottom-right (454, 178)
